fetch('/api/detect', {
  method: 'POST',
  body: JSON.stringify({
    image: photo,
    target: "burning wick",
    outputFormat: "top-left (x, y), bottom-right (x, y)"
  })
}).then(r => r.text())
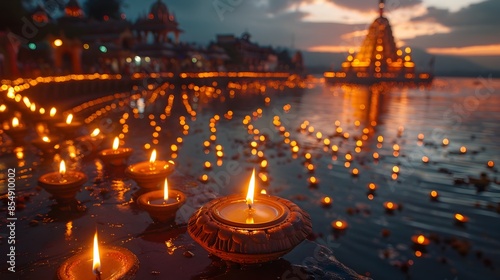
top-left (50, 107), bottom-right (57, 117)
top-left (90, 128), bottom-right (100, 137)
top-left (163, 178), bottom-right (169, 202)
top-left (93, 231), bottom-right (101, 280)
top-left (246, 169), bottom-right (256, 210)
top-left (59, 160), bottom-right (66, 181)
top-left (149, 149), bottom-right (157, 171)
top-left (112, 137), bottom-right (119, 152)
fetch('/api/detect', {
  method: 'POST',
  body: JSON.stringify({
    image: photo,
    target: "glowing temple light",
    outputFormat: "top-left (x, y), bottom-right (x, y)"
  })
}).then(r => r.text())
top-left (42, 136), bottom-right (50, 143)
top-left (149, 149), bottom-right (157, 164)
top-left (53, 39), bottom-right (63, 47)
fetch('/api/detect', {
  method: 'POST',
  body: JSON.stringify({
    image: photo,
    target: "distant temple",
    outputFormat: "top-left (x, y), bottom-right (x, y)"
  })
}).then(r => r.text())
top-left (0, 0), bottom-right (300, 77)
top-left (324, 0), bottom-right (433, 84)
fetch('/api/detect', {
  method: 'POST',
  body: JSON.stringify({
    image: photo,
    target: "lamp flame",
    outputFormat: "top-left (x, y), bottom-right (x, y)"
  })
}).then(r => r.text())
top-left (66, 114), bottom-right (73, 125)
top-left (112, 137), bottom-right (119, 150)
top-left (50, 107), bottom-right (57, 117)
top-left (246, 169), bottom-right (256, 208)
top-left (91, 128), bottom-right (100, 137)
top-left (417, 235), bottom-right (425, 244)
top-left (42, 136), bottom-right (50, 143)
top-left (163, 178), bottom-right (169, 201)
top-left (92, 231), bottom-right (101, 276)
top-left (59, 160), bottom-right (66, 176)
top-left (12, 117), bottom-right (19, 128)
top-left (150, 149), bottom-right (157, 164)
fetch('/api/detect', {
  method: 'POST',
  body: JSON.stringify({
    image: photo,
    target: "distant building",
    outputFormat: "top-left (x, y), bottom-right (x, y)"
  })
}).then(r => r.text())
top-left (4, 0), bottom-right (301, 77)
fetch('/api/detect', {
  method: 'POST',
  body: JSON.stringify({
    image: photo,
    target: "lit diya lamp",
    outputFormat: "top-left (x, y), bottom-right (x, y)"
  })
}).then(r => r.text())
top-left (126, 149), bottom-right (175, 191)
top-left (31, 135), bottom-right (60, 154)
top-left (136, 178), bottom-right (186, 223)
top-left (454, 213), bottom-right (469, 225)
top-left (58, 231), bottom-right (139, 280)
top-left (38, 160), bottom-right (87, 204)
top-left (429, 190), bottom-right (439, 201)
top-left (188, 169), bottom-right (312, 264)
top-left (383, 201), bottom-right (398, 214)
top-left (5, 117), bottom-right (28, 143)
top-left (331, 219), bottom-right (348, 231)
top-left (98, 137), bottom-right (133, 166)
top-left (55, 114), bottom-right (82, 139)
top-left (411, 234), bottom-right (430, 251)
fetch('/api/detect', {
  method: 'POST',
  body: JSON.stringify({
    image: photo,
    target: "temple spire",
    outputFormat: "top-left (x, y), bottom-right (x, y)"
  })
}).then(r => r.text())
top-left (379, 0), bottom-right (385, 17)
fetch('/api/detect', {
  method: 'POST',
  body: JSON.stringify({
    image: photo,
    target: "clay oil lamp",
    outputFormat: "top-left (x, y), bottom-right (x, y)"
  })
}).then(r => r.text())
top-left (126, 149), bottom-right (175, 191)
top-left (429, 190), bottom-right (439, 201)
top-left (38, 160), bottom-right (87, 204)
top-left (41, 107), bottom-right (61, 123)
top-left (136, 178), bottom-right (186, 223)
top-left (321, 196), bottom-right (332, 208)
top-left (55, 114), bottom-right (82, 139)
top-left (58, 231), bottom-right (139, 280)
top-left (98, 137), bottom-right (133, 166)
top-left (188, 169), bottom-right (312, 264)
top-left (31, 135), bottom-right (60, 154)
top-left (331, 219), bottom-right (348, 231)
top-left (411, 234), bottom-right (430, 251)
top-left (454, 213), bottom-right (469, 225)
top-left (5, 117), bottom-right (28, 143)
top-left (383, 201), bottom-right (398, 214)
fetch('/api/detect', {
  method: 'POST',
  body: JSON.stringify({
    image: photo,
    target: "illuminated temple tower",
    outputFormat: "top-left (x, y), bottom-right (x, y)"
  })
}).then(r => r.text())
top-left (326, 0), bottom-right (432, 84)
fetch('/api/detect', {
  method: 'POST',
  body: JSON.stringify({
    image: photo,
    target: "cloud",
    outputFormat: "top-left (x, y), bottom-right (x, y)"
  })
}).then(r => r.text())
top-left (326, 0), bottom-right (422, 13)
top-left (408, 0), bottom-right (500, 48)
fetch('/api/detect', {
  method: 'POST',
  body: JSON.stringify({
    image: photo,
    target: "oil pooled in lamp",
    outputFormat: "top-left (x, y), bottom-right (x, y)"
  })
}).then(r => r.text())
top-left (58, 231), bottom-right (139, 280)
top-left (54, 114), bottom-right (82, 139)
top-left (136, 178), bottom-right (186, 223)
top-left (98, 137), bottom-right (133, 166)
top-left (188, 169), bottom-right (312, 264)
top-left (126, 149), bottom-right (175, 191)
top-left (5, 117), bottom-right (28, 143)
top-left (38, 160), bottom-right (87, 204)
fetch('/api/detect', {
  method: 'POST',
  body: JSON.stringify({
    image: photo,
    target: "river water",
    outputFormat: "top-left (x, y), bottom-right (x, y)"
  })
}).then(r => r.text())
top-left (0, 76), bottom-right (499, 279)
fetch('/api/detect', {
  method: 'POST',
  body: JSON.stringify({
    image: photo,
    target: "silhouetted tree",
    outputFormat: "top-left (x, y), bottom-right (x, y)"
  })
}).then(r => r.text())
top-left (84, 0), bottom-right (125, 21)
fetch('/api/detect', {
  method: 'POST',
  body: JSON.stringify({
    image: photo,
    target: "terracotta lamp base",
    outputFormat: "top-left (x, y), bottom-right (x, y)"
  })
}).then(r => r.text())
top-left (137, 190), bottom-right (186, 223)
top-left (57, 246), bottom-right (139, 280)
top-left (38, 171), bottom-right (87, 204)
top-left (188, 194), bottom-right (312, 264)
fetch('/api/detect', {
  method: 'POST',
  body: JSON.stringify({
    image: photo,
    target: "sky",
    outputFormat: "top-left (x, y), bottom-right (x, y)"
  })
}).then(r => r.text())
top-left (119, 0), bottom-right (499, 57)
